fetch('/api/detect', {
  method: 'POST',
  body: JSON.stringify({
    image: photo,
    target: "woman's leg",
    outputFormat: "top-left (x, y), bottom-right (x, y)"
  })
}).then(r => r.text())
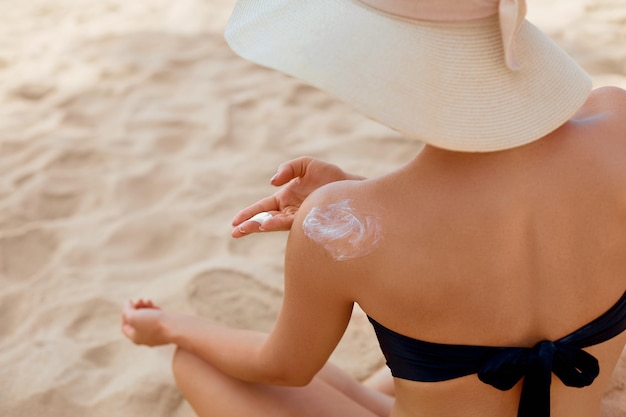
top-left (315, 361), bottom-right (394, 415)
top-left (172, 348), bottom-right (394, 417)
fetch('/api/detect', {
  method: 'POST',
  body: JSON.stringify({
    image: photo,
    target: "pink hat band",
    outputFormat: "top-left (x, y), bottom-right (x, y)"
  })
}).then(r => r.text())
top-left (358, 0), bottom-right (526, 69)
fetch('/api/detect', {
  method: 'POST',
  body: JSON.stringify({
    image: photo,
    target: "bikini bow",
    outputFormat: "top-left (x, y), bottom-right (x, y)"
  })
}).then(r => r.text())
top-left (478, 340), bottom-right (600, 417)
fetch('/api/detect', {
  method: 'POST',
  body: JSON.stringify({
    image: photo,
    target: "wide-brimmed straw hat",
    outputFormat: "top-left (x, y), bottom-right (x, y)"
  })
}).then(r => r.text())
top-left (225, 0), bottom-right (592, 152)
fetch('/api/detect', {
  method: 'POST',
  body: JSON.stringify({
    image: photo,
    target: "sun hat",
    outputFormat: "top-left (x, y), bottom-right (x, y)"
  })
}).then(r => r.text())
top-left (224, 0), bottom-right (592, 152)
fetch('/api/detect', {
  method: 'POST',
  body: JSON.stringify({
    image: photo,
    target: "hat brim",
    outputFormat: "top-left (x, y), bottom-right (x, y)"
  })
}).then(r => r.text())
top-left (225, 0), bottom-right (591, 152)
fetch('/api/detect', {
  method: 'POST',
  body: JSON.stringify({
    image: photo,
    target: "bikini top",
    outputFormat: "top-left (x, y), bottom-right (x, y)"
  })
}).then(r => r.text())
top-left (368, 291), bottom-right (626, 417)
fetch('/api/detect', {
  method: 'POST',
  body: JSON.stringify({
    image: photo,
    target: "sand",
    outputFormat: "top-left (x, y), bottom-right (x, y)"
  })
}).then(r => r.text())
top-left (0, 0), bottom-right (624, 416)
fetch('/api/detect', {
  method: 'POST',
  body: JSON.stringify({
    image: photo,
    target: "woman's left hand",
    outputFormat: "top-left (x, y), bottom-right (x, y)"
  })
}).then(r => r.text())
top-left (121, 299), bottom-right (170, 347)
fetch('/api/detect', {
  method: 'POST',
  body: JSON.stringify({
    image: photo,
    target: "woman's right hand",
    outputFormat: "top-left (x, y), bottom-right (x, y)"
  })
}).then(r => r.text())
top-left (231, 156), bottom-right (365, 238)
top-left (121, 299), bottom-right (170, 347)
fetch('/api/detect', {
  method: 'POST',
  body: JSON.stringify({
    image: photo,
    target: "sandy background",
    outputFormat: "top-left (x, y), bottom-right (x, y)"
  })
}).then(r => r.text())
top-left (0, 0), bottom-right (624, 416)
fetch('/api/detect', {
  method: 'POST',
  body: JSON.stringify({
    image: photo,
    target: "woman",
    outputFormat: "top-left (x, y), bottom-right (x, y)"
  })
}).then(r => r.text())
top-left (122, 1), bottom-right (626, 416)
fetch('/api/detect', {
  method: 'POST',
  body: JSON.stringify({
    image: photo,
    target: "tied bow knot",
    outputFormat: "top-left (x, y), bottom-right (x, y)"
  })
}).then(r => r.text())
top-left (499, 0), bottom-right (527, 70)
top-left (478, 340), bottom-right (600, 417)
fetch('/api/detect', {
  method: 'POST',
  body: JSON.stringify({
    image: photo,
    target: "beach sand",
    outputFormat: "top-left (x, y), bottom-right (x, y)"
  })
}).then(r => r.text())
top-left (0, 0), bottom-right (624, 416)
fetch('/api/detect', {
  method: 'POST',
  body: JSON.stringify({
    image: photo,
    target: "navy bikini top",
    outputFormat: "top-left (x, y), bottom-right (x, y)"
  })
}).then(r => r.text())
top-left (368, 291), bottom-right (626, 417)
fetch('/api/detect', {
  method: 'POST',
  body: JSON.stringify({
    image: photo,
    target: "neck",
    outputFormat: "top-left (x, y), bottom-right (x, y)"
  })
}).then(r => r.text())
top-left (410, 141), bottom-right (547, 179)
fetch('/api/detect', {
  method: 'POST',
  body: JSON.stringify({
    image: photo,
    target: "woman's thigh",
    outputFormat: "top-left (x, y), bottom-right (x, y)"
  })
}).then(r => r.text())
top-left (172, 348), bottom-right (393, 417)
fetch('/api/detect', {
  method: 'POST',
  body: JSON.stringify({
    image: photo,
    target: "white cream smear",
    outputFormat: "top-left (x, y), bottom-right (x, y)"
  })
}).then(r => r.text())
top-left (302, 199), bottom-right (382, 261)
top-left (249, 212), bottom-right (273, 224)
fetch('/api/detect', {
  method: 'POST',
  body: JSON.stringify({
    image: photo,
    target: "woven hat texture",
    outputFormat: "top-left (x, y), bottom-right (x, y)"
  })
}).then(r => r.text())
top-left (225, 0), bottom-right (591, 152)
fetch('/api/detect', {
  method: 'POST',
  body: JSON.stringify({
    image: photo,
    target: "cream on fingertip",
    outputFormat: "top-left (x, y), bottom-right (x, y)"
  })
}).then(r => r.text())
top-left (249, 212), bottom-right (273, 224)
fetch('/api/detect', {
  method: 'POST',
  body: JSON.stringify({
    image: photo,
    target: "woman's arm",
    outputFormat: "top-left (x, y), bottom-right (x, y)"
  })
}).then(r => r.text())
top-left (257, 204), bottom-right (356, 384)
top-left (122, 302), bottom-right (278, 382)
top-left (123, 193), bottom-right (355, 386)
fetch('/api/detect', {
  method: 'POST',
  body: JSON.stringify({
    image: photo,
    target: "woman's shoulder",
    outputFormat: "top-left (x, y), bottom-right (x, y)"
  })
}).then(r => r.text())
top-left (297, 177), bottom-right (374, 215)
top-left (601, 86), bottom-right (626, 132)
top-left (576, 86), bottom-right (626, 121)
top-left (570, 86), bottom-right (626, 153)
top-left (576, 86), bottom-right (626, 207)
top-left (290, 178), bottom-right (384, 264)
top-left (597, 85), bottom-right (626, 102)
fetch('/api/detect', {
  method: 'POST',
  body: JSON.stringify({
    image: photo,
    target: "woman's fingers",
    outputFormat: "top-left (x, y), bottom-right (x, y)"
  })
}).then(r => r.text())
top-left (231, 157), bottom-right (315, 228)
top-left (129, 298), bottom-right (158, 309)
top-left (231, 212), bottom-right (296, 237)
top-left (272, 156), bottom-right (314, 186)
top-left (232, 156), bottom-right (351, 239)
top-left (121, 322), bottom-right (136, 340)
top-left (231, 197), bottom-right (280, 227)
top-left (121, 301), bottom-right (136, 340)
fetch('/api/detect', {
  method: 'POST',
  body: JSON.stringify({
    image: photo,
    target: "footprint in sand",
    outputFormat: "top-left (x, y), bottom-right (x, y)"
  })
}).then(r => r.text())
top-left (81, 341), bottom-right (119, 368)
top-left (187, 268), bottom-right (282, 332)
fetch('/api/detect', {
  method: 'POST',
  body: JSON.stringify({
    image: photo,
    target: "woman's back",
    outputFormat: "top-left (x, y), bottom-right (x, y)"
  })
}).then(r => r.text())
top-left (309, 87), bottom-right (626, 417)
